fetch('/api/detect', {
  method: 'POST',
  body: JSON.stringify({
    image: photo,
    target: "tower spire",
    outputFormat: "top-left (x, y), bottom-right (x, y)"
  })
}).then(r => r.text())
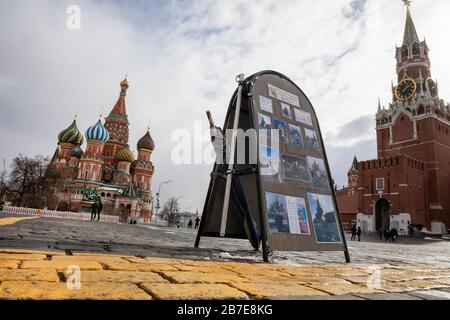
top-left (402, 1), bottom-right (419, 46)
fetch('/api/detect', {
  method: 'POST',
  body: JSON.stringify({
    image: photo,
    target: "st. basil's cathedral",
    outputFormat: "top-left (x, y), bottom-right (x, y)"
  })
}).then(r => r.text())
top-left (50, 77), bottom-right (155, 223)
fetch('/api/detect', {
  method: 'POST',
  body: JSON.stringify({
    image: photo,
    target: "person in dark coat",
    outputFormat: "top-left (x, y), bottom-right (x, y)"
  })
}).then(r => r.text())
top-left (90, 201), bottom-right (97, 221)
top-left (351, 224), bottom-right (357, 241)
top-left (96, 197), bottom-right (103, 221)
top-left (187, 219), bottom-right (193, 229)
top-left (357, 226), bottom-right (362, 241)
top-left (378, 228), bottom-right (383, 240)
top-left (195, 217), bottom-right (200, 229)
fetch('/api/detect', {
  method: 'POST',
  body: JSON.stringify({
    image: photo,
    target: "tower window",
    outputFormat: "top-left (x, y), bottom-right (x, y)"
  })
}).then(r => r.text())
top-left (412, 43), bottom-right (420, 56)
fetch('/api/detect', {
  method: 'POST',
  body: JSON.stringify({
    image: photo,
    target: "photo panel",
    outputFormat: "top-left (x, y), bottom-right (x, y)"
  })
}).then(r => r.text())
top-left (281, 103), bottom-right (293, 120)
top-left (259, 144), bottom-right (281, 183)
top-left (294, 108), bottom-right (313, 126)
top-left (307, 156), bottom-right (329, 189)
top-left (304, 128), bottom-right (320, 151)
top-left (266, 192), bottom-right (311, 235)
top-left (266, 192), bottom-right (290, 233)
top-left (259, 95), bottom-right (273, 114)
top-left (288, 123), bottom-right (303, 148)
top-left (273, 119), bottom-right (288, 144)
top-left (307, 193), bottom-right (342, 243)
top-left (285, 195), bottom-right (311, 235)
top-left (258, 112), bottom-right (273, 138)
top-left (282, 155), bottom-right (309, 182)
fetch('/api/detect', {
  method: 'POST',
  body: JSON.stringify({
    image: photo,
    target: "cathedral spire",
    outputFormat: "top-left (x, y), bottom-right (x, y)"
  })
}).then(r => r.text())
top-left (108, 76), bottom-right (129, 118)
top-left (351, 156), bottom-right (358, 171)
top-left (402, 2), bottom-right (419, 46)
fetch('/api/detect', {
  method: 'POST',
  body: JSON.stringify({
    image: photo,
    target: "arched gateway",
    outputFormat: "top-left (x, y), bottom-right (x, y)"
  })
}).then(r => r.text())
top-left (375, 198), bottom-right (390, 231)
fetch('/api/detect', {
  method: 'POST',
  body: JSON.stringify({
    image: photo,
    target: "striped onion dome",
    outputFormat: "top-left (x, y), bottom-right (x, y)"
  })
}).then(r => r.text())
top-left (116, 145), bottom-right (134, 162)
top-left (70, 145), bottom-right (84, 158)
top-left (58, 119), bottom-right (84, 145)
top-left (85, 119), bottom-right (109, 143)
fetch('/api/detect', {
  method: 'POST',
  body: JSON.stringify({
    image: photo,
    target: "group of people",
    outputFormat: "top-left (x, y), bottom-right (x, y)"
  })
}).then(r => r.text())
top-left (378, 227), bottom-right (399, 242)
top-left (187, 217), bottom-right (201, 229)
top-left (90, 197), bottom-right (103, 222)
top-left (350, 224), bottom-right (362, 241)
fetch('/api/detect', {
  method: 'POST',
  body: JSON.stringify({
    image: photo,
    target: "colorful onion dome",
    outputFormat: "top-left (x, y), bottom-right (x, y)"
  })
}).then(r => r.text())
top-left (85, 119), bottom-right (109, 143)
top-left (57, 119), bottom-right (84, 145)
top-left (116, 145), bottom-right (134, 162)
top-left (137, 129), bottom-right (155, 151)
top-left (70, 145), bottom-right (84, 158)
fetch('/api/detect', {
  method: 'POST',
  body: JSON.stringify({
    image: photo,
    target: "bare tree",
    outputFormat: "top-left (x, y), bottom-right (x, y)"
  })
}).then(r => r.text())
top-left (160, 197), bottom-right (180, 226)
top-left (7, 154), bottom-right (59, 208)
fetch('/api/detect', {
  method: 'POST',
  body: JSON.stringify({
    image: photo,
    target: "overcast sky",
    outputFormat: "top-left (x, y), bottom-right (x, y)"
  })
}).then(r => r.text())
top-left (1, 0), bottom-right (449, 212)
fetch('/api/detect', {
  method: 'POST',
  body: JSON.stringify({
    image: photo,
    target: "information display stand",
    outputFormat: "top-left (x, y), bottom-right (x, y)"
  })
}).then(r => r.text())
top-left (195, 70), bottom-right (350, 263)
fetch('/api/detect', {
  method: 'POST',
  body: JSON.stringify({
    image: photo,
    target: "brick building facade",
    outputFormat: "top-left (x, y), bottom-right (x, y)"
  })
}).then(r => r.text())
top-left (336, 4), bottom-right (450, 234)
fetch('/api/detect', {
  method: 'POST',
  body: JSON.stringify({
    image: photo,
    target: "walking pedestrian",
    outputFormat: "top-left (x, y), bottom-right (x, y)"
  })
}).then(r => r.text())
top-left (351, 224), bottom-right (357, 241)
top-left (357, 226), bottom-right (362, 242)
top-left (188, 219), bottom-right (193, 229)
top-left (378, 228), bottom-right (383, 240)
top-left (97, 197), bottom-right (103, 221)
top-left (195, 217), bottom-right (200, 229)
top-left (90, 201), bottom-right (97, 221)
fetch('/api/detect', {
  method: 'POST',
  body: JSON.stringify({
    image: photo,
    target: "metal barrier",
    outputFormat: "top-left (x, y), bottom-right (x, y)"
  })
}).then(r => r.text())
top-left (2, 206), bottom-right (119, 223)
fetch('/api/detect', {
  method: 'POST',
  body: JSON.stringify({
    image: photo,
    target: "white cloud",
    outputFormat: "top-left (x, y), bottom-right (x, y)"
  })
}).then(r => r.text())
top-left (0, 0), bottom-right (449, 210)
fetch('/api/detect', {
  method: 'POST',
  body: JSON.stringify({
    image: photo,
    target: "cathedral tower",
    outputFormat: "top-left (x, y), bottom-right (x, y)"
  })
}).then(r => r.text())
top-left (103, 77), bottom-right (130, 171)
top-left (132, 129), bottom-right (155, 198)
top-left (77, 118), bottom-right (109, 184)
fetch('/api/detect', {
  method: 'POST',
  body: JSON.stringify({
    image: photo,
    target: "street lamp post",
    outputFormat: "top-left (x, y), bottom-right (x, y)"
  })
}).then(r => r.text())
top-left (154, 180), bottom-right (171, 225)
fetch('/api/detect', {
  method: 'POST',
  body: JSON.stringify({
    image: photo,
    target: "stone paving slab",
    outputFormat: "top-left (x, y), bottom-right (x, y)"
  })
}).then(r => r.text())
top-left (308, 283), bottom-right (384, 296)
top-left (406, 290), bottom-right (450, 300)
top-left (103, 261), bottom-right (179, 272)
top-left (0, 269), bottom-right (60, 282)
top-left (354, 293), bottom-right (422, 300)
top-left (0, 260), bottom-right (20, 269)
top-left (0, 281), bottom-right (152, 300)
top-left (141, 283), bottom-right (248, 300)
top-left (67, 270), bottom-right (169, 284)
top-left (379, 280), bottom-right (448, 293)
top-left (21, 259), bottom-right (103, 271)
top-left (229, 282), bottom-right (328, 299)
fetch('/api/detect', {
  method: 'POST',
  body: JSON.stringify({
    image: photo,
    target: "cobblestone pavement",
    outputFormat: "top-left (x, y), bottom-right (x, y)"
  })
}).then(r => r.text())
top-left (1, 214), bottom-right (450, 300)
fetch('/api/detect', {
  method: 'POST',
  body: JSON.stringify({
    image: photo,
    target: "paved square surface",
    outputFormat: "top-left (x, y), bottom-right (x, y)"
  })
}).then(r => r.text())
top-left (0, 214), bottom-right (449, 300)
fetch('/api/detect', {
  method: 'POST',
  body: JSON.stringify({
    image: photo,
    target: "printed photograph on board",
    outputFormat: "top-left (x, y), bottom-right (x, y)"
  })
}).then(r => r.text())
top-left (307, 193), bottom-right (341, 243)
top-left (282, 155), bottom-right (309, 182)
top-left (294, 108), bottom-right (313, 126)
top-left (268, 84), bottom-right (300, 107)
top-left (266, 192), bottom-right (290, 233)
top-left (266, 192), bottom-right (311, 235)
top-left (273, 119), bottom-right (288, 143)
top-left (304, 128), bottom-right (320, 151)
top-left (259, 95), bottom-right (273, 114)
top-left (258, 112), bottom-right (273, 138)
top-left (281, 103), bottom-right (293, 120)
top-left (307, 156), bottom-right (329, 189)
top-left (259, 145), bottom-right (281, 182)
top-left (288, 123), bottom-right (303, 147)
top-left (285, 196), bottom-right (311, 235)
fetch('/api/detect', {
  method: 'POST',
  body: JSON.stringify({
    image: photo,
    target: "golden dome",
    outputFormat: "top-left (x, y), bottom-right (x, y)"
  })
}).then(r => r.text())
top-left (120, 77), bottom-right (129, 88)
top-left (116, 145), bottom-right (134, 162)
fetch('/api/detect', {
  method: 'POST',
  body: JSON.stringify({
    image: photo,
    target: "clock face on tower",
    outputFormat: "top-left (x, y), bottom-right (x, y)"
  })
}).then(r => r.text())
top-left (395, 78), bottom-right (417, 101)
top-left (425, 77), bottom-right (437, 96)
